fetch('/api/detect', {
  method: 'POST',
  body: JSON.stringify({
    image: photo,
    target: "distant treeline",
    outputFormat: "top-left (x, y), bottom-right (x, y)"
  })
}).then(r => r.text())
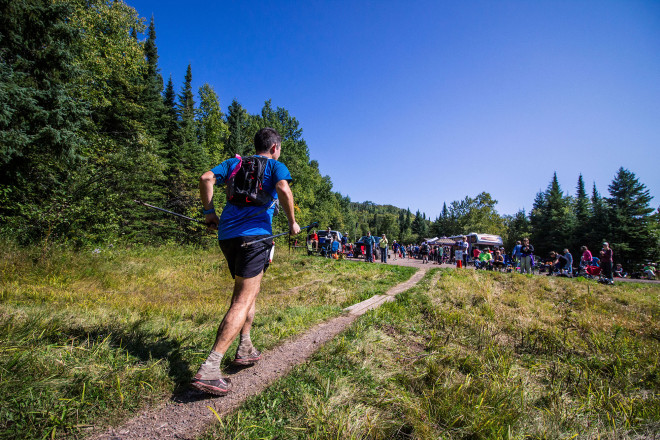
top-left (1, 1), bottom-right (657, 267)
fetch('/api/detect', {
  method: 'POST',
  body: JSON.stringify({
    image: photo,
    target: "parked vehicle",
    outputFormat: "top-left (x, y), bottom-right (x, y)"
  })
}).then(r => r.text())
top-left (306, 230), bottom-right (343, 256)
top-left (449, 233), bottom-right (503, 257)
top-left (353, 235), bottom-right (382, 258)
top-left (317, 230), bottom-right (343, 247)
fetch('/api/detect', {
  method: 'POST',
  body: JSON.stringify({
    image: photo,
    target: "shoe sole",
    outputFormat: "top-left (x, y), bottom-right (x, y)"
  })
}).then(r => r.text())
top-left (232, 355), bottom-right (262, 366)
top-left (191, 380), bottom-right (229, 396)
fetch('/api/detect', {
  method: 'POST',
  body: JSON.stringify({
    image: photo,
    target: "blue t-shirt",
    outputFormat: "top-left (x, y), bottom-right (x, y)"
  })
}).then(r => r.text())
top-left (212, 155), bottom-right (292, 240)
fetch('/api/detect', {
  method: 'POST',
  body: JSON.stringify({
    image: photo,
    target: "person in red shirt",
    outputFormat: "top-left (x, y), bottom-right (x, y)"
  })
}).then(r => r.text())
top-left (310, 230), bottom-right (319, 251)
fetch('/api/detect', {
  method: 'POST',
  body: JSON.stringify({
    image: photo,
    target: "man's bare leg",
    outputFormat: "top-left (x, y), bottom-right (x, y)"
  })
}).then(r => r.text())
top-left (234, 299), bottom-right (260, 363)
top-left (241, 300), bottom-right (257, 334)
top-left (192, 272), bottom-right (263, 394)
top-left (211, 272), bottom-right (263, 354)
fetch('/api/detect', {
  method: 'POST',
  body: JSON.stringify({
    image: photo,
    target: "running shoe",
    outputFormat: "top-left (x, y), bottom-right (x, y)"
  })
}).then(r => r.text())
top-left (233, 349), bottom-right (262, 366)
top-left (191, 375), bottom-right (230, 396)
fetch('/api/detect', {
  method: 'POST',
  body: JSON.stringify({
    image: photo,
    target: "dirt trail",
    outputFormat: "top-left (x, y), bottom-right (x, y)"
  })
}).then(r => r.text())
top-left (92, 262), bottom-right (429, 440)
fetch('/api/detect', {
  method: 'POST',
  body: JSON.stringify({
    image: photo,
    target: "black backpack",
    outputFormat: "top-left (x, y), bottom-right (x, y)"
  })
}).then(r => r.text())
top-left (226, 156), bottom-right (274, 207)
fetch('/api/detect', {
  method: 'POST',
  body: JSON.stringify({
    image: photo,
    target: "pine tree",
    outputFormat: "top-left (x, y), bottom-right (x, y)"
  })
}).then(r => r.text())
top-left (144, 17), bottom-right (162, 86)
top-left (586, 183), bottom-right (609, 254)
top-left (141, 16), bottom-right (166, 142)
top-left (571, 174), bottom-right (591, 252)
top-left (411, 210), bottom-right (428, 239)
top-left (177, 64), bottom-right (207, 174)
top-left (177, 65), bottom-right (202, 167)
top-left (226, 99), bottom-right (251, 157)
top-left (605, 168), bottom-right (655, 267)
top-left (157, 66), bottom-right (206, 242)
top-left (179, 65), bottom-right (195, 129)
top-left (162, 75), bottom-right (180, 162)
top-left (431, 202), bottom-right (451, 237)
top-left (530, 173), bottom-right (573, 256)
top-left (403, 208), bottom-right (412, 237)
top-left (0, 0), bottom-right (86, 239)
top-left (574, 174), bottom-right (590, 224)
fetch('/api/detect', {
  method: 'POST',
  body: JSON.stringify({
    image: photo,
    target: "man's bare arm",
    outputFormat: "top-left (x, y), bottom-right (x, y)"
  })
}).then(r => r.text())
top-left (200, 170), bottom-right (219, 228)
top-left (275, 179), bottom-right (301, 235)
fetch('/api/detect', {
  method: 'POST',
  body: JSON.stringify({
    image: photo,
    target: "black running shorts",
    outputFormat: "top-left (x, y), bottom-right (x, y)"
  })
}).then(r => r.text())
top-left (219, 235), bottom-right (272, 279)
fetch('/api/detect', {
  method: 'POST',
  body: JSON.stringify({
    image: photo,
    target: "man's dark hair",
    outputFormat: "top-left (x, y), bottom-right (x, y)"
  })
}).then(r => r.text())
top-left (254, 127), bottom-right (282, 153)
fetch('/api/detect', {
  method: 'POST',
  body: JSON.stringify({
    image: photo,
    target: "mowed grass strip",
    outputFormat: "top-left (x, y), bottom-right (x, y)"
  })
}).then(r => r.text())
top-left (0, 243), bottom-right (415, 440)
top-left (204, 269), bottom-right (660, 440)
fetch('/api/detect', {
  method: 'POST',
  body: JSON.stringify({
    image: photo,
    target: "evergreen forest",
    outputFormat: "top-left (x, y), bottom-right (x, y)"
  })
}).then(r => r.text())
top-left (1, 0), bottom-right (658, 269)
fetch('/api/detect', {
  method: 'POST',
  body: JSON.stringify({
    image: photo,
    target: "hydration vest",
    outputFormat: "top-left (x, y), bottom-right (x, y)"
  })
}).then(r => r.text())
top-left (225, 155), bottom-right (274, 207)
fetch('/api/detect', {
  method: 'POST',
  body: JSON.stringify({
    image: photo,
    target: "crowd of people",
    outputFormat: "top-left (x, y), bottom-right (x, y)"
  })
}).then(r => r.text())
top-left (306, 229), bottom-right (658, 283)
top-left (464, 239), bottom-right (621, 284)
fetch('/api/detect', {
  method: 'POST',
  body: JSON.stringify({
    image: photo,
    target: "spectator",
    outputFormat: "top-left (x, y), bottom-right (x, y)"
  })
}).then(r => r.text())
top-left (380, 234), bottom-right (389, 263)
top-left (601, 242), bottom-right (614, 284)
top-left (493, 250), bottom-right (505, 271)
top-left (420, 241), bottom-right (430, 263)
top-left (363, 231), bottom-right (376, 263)
top-left (563, 248), bottom-right (573, 275)
top-left (459, 236), bottom-right (469, 266)
top-left (310, 230), bottom-right (319, 251)
top-left (548, 251), bottom-right (569, 276)
top-left (581, 246), bottom-right (593, 267)
top-left (643, 263), bottom-right (656, 280)
top-left (436, 245), bottom-right (443, 264)
top-left (520, 238), bottom-right (534, 274)
top-left (512, 241), bottom-right (522, 269)
top-left (476, 247), bottom-right (493, 270)
top-left (614, 263), bottom-right (626, 278)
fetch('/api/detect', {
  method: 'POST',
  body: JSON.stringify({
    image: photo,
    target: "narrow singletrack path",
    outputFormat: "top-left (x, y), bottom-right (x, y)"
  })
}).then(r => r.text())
top-left (93, 264), bottom-right (430, 440)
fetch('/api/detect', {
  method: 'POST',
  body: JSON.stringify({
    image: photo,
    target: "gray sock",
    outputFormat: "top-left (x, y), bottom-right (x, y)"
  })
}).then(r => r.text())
top-left (195, 351), bottom-right (223, 380)
top-left (237, 333), bottom-right (253, 356)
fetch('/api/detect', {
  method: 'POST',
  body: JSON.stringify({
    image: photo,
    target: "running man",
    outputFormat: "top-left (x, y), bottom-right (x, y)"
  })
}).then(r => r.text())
top-left (192, 127), bottom-right (301, 396)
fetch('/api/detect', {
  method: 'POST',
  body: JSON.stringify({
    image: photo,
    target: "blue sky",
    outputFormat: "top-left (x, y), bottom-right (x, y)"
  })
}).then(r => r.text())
top-left (128, 0), bottom-right (660, 218)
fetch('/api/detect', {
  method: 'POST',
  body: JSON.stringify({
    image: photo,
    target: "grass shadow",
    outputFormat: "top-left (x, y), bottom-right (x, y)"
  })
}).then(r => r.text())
top-left (47, 319), bottom-right (193, 386)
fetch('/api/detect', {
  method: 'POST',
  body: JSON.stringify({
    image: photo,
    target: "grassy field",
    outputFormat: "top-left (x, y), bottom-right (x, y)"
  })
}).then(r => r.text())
top-left (0, 242), bottom-right (414, 440)
top-left (204, 268), bottom-right (660, 439)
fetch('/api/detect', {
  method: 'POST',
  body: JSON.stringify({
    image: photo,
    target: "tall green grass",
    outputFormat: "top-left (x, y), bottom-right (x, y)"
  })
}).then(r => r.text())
top-left (204, 269), bottom-right (660, 439)
top-left (0, 243), bottom-right (414, 439)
